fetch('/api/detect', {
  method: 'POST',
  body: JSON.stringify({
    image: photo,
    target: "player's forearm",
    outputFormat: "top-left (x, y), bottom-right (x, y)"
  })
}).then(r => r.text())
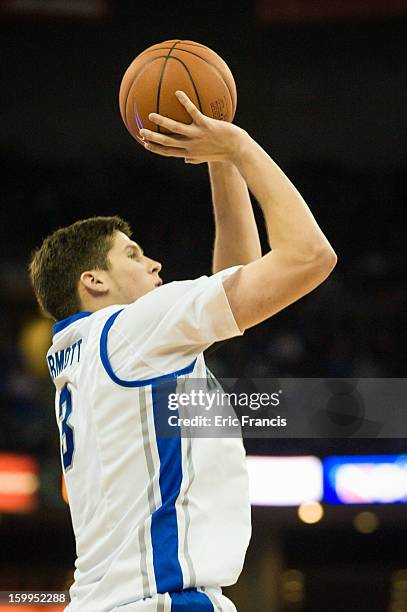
top-left (208, 161), bottom-right (262, 274)
top-left (232, 133), bottom-right (336, 264)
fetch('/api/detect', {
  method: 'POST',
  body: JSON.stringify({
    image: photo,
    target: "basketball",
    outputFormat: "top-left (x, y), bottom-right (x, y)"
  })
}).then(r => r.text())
top-left (119, 39), bottom-right (237, 145)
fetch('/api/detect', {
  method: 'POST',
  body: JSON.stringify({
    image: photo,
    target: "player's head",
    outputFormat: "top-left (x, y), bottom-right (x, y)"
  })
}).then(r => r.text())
top-left (29, 216), bottom-right (162, 321)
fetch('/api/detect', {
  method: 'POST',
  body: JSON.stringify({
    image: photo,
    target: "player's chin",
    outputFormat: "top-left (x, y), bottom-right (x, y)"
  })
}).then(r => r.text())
top-left (146, 281), bottom-right (162, 294)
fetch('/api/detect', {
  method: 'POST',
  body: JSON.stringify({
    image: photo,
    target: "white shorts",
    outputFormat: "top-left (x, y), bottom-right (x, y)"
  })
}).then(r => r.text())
top-left (110, 587), bottom-right (237, 611)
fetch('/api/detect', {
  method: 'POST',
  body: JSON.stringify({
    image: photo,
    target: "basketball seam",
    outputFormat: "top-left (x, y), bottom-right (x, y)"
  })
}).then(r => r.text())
top-left (122, 49), bottom-right (185, 134)
top-left (138, 40), bottom-right (209, 53)
top-left (155, 55), bottom-right (204, 118)
top-left (124, 55), bottom-right (205, 135)
top-left (156, 40), bottom-right (180, 133)
top-left (122, 56), bottom-right (169, 131)
top-left (176, 57), bottom-right (203, 114)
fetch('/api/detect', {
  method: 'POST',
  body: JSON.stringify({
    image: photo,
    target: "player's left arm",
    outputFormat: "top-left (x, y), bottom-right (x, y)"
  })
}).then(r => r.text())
top-left (208, 161), bottom-right (262, 273)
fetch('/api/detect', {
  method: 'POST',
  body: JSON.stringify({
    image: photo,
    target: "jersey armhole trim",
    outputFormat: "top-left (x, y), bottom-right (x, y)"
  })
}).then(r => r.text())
top-left (99, 309), bottom-right (196, 387)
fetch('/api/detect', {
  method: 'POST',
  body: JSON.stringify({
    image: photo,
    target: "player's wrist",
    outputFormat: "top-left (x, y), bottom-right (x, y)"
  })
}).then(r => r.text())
top-left (208, 159), bottom-right (240, 174)
top-left (226, 128), bottom-right (252, 164)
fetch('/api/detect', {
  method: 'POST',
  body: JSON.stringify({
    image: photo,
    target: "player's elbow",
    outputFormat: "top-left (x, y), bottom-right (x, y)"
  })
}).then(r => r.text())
top-left (307, 243), bottom-right (337, 283)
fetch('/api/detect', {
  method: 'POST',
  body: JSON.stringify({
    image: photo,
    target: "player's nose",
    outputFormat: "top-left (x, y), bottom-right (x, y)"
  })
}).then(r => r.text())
top-left (145, 256), bottom-right (162, 274)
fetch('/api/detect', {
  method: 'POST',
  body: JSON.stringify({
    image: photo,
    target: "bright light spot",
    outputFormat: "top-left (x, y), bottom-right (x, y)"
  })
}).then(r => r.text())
top-left (323, 455), bottom-right (407, 504)
top-left (247, 456), bottom-right (322, 506)
top-left (281, 570), bottom-right (305, 604)
top-left (353, 511), bottom-right (379, 534)
top-left (297, 501), bottom-right (324, 524)
top-left (0, 472), bottom-right (39, 495)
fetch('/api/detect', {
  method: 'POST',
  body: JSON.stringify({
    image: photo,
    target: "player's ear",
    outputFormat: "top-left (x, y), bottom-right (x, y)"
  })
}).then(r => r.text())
top-left (79, 270), bottom-right (109, 296)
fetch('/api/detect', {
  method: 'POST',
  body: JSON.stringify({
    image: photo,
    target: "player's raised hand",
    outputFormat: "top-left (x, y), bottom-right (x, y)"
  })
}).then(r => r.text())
top-left (139, 91), bottom-right (247, 164)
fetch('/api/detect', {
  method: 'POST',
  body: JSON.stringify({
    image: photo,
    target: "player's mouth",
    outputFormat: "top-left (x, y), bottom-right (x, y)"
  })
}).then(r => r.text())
top-left (155, 279), bottom-right (163, 287)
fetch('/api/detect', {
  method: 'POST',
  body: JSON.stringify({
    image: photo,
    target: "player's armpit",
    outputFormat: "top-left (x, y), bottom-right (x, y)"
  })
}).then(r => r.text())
top-left (222, 247), bottom-right (337, 331)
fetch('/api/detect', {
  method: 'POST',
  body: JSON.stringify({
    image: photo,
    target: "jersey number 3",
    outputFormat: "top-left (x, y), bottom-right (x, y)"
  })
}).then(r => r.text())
top-left (59, 385), bottom-right (75, 471)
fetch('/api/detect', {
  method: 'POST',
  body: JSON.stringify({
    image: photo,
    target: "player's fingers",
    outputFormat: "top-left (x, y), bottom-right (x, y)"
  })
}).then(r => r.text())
top-left (175, 91), bottom-right (202, 123)
top-left (139, 128), bottom-right (185, 148)
top-left (148, 113), bottom-right (192, 136)
top-left (144, 141), bottom-right (187, 158)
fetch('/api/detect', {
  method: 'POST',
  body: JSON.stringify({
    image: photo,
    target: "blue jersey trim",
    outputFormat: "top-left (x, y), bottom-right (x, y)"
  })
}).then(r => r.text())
top-left (53, 311), bottom-right (92, 336)
top-left (99, 309), bottom-right (196, 387)
top-left (151, 378), bottom-right (184, 593)
top-left (170, 589), bottom-right (214, 610)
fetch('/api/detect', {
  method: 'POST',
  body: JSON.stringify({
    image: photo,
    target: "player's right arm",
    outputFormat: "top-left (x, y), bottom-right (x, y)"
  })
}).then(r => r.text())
top-left (221, 135), bottom-right (337, 330)
top-left (140, 91), bottom-right (337, 331)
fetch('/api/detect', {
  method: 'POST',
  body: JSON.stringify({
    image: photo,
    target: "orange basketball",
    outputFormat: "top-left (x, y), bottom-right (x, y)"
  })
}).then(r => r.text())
top-left (119, 39), bottom-right (237, 145)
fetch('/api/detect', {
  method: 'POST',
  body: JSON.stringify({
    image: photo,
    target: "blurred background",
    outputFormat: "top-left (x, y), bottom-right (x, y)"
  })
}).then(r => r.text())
top-left (1, 0), bottom-right (407, 610)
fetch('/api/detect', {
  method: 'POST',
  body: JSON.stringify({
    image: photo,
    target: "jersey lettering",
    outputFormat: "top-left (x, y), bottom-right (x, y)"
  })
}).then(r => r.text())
top-left (59, 384), bottom-right (75, 471)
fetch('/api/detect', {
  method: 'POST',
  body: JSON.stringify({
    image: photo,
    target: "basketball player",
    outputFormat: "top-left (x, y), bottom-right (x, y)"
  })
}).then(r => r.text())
top-left (29, 91), bottom-right (336, 612)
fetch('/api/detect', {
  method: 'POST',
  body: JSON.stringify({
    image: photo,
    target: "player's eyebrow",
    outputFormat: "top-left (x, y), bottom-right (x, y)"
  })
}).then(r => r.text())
top-left (125, 242), bottom-right (144, 256)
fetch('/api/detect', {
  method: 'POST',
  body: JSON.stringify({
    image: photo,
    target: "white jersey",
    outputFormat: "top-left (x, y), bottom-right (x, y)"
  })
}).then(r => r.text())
top-left (47, 267), bottom-right (251, 612)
